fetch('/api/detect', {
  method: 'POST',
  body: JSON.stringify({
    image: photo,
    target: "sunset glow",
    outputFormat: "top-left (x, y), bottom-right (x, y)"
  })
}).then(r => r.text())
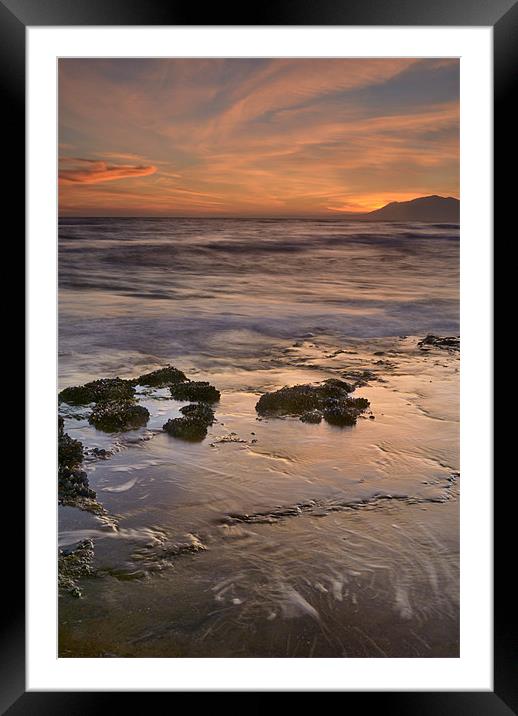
top-left (59, 58), bottom-right (459, 217)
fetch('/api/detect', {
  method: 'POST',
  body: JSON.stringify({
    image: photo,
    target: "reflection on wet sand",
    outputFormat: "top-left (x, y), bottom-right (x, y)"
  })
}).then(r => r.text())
top-left (59, 335), bottom-right (459, 657)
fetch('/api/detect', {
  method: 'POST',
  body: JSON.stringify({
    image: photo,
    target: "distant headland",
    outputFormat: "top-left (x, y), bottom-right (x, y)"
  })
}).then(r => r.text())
top-left (342, 195), bottom-right (459, 223)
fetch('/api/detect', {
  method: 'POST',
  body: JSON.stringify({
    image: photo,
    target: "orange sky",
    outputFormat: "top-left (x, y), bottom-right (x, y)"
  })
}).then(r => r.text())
top-left (59, 58), bottom-right (459, 217)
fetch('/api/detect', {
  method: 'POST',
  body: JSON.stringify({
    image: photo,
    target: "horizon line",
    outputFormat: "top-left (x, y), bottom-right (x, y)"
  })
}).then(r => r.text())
top-left (58, 195), bottom-right (460, 221)
top-left (58, 214), bottom-right (459, 224)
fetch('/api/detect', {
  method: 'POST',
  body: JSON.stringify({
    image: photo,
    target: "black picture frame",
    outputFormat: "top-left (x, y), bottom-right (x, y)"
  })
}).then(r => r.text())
top-left (6, 0), bottom-right (504, 709)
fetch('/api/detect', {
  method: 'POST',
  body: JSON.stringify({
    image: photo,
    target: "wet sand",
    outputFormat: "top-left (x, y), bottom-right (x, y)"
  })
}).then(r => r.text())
top-left (58, 335), bottom-right (459, 657)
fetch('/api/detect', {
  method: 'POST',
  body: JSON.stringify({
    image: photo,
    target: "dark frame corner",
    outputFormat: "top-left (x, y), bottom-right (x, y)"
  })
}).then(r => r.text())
top-left (9, 0), bottom-right (507, 711)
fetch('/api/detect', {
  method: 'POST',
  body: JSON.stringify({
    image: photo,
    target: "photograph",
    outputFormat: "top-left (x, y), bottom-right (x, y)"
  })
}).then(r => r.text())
top-left (57, 57), bottom-right (460, 658)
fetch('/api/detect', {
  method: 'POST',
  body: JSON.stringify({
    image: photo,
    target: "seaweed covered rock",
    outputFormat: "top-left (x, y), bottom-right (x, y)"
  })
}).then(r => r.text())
top-left (256, 379), bottom-right (353, 415)
top-left (163, 402), bottom-right (215, 441)
top-left (256, 379), bottom-right (370, 427)
top-left (88, 400), bottom-right (150, 432)
top-left (58, 431), bottom-right (84, 469)
top-left (170, 380), bottom-right (220, 403)
top-left (58, 417), bottom-right (107, 516)
top-left (59, 377), bottom-right (135, 406)
top-left (179, 402), bottom-right (215, 423)
top-left (342, 369), bottom-right (378, 387)
top-left (58, 417), bottom-right (83, 471)
top-left (322, 403), bottom-right (358, 426)
top-left (418, 335), bottom-right (460, 351)
top-left (58, 419), bottom-right (98, 508)
top-left (59, 465), bottom-right (96, 503)
top-left (300, 410), bottom-right (323, 424)
top-left (58, 539), bottom-right (95, 598)
top-left (134, 365), bottom-right (187, 387)
top-left (321, 395), bottom-right (370, 426)
top-left (324, 378), bottom-right (355, 392)
top-left (348, 396), bottom-right (370, 410)
top-left (58, 463), bottom-right (104, 515)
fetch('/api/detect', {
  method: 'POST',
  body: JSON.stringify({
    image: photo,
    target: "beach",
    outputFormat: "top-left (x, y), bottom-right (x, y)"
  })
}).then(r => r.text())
top-left (58, 217), bottom-right (459, 657)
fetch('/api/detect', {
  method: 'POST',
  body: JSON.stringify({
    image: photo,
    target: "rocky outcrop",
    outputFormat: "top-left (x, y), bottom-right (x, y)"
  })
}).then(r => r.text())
top-left (58, 417), bottom-right (104, 515)
top-left (418, 335), bottom-right (460, 351)
top-left (163, 402), bottom-right (215, 441)
top-left (134, 365), bottom-right (187, 387)
top-left (170, 380), bottom-right (220, 403)
top-left (88, 400), bottom-right (150, 432)
top-left (58, 539), bottom-right (95, 598)
top-left (256, 379), bottom-right (370, 427)
top-left (59, 377), bottom-right (135, 405)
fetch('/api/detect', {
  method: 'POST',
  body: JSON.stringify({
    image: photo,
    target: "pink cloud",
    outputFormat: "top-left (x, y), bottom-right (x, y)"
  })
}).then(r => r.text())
top-left (59, 158), bottom-right (156, 184)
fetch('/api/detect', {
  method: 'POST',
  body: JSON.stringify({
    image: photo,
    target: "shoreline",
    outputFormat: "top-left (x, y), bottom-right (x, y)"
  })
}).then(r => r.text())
top-left (58, 333), bottom-right (459, 658)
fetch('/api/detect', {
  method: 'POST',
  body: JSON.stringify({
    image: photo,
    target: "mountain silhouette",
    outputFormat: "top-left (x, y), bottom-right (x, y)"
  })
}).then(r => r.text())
top-left (342, 195), bottom-right (459, 222)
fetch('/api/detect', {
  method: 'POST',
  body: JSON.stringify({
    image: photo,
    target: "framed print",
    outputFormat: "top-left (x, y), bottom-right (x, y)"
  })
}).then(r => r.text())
top-left (6, 0), bottom-right (506, 709)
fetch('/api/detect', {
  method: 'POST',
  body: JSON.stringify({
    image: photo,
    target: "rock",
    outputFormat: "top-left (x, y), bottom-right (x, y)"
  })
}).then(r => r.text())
top-left (256, 378), bottom-right (370, 427)
top-left (58, 419), bottom-right (84, 486)
top-left (59, 466), bottom-right (96, 502)
top-left (58, 418), bottom-right (104, 514)
top-left (88, 400), bottom-right (150, 432)
top-left (170, 380), bottom-right (220, 402)
top-left (58, 431), bottom-right (83, 468)
top-left (348, 396), bottom-right (370, 410)
top-left (322, 404), bottom-right (357, 426)
top-left (87, 447), bottom-right (112, 459)
top-left (180, 402), bottom-right (215, 422)
top-left (255, 379), bottom-right (353, 415)
top-left (342, 370), bottom-right (377, 387)
top-left (212, 434), bottom-right (247, 444)
top-left (159, 533), bottom-right (207, 558)
top-left (58, 539), bottom-right (95, 598)
top-left (58, 424), bottom-right (91, 501)
top-left (58, 464), bottom-right (105, 513)
top-left (163, 402), bottom-right (215, 441)
top-left (131, 533), bottom-right (207, 570)
top-left (418, 335), bottom-right (460, 351)
top-left (134, 365), bottom-right (187, 387)
top-left (300, 410), bottom-right (323, 424)
top-left (59, 377), bottom-right (135, 405)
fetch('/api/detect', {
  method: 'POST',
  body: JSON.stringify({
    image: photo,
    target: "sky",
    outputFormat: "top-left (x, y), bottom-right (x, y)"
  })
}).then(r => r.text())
top-left (59, 58), bottom-right (459, 217)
